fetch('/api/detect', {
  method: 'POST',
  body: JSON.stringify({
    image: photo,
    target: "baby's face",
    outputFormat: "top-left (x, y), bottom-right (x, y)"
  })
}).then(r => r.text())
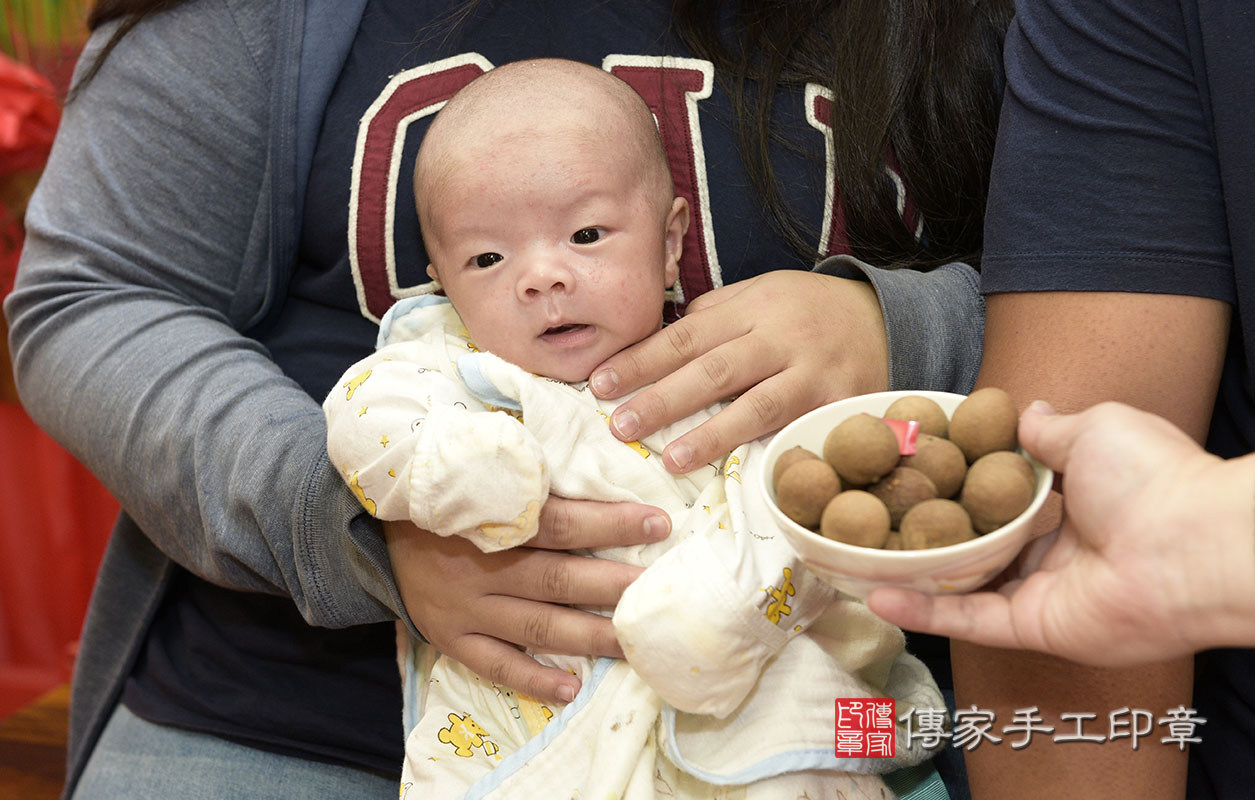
top-left (423, 125), bottom-right (686, 383)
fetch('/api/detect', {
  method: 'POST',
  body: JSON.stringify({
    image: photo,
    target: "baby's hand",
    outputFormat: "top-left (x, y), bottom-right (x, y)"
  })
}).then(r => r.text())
top-left (386, 497), bottom-right (670, 704)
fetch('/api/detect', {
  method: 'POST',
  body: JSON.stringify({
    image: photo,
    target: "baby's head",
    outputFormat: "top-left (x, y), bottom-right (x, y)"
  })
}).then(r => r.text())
top-left (415, 58), bottom-right (689, 382)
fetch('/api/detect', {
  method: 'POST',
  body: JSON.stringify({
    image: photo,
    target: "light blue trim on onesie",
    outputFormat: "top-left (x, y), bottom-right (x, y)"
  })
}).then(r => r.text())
top-left (399, 637), bottom-right (426, 739)
top-left (375, 293), bottom-right (449, 348)
top-left (459, 658), bottom-right (618, 800)
top-left (378, 294), bottom-right (525, 411)
top-left (456, 354), bottom-right (524, 412)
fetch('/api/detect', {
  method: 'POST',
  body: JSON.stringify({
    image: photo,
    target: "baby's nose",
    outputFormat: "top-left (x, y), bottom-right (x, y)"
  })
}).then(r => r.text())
top-left (518, 256), bottom-right (573, 299)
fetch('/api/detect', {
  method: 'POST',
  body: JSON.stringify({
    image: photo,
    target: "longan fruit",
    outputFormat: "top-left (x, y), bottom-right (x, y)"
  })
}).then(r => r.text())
top-left (772, 445), bottom-right (822, 492)
top-left (900, 499), bottom-right (977, 549)
top-left (820, 490), bottom-right (891, 549)
top-left (976, 450), bottom-right (1037, 491)
top-left (950, 387), bottom-right (1019, 463)
top-left (868, 466), bottom-right (937, 529)
top-left (900, 434), bottom-right (967, 499)
top-left (884, 395), bottom-right (949, 439)
top-left (775, 459), bottom-right (841, 529)
top-left (823, 413), bottom-right (901, 486)
top-left (960, 452), bottom-right (1035, 534)
top-left (884, 531), bottom-right (905, 551)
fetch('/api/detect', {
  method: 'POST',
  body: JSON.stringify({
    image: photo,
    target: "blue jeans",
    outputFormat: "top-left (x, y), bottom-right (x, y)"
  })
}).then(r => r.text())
top-left (72, 703), bottom-right (398, 799)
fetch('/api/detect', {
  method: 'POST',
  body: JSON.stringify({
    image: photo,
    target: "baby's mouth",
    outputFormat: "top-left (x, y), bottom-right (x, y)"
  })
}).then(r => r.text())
top-left (543, 323), bottom-right (588, 336)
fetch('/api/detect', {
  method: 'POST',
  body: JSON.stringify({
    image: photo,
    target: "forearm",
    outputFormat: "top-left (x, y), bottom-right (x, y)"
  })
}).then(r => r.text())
top-left (953, 644), bottom-right (1191, 798)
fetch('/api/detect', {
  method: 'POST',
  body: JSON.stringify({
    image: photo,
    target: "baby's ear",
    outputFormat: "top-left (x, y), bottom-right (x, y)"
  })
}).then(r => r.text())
top-left (663, 196), bottom-right (689, 287)
top-left (425, 264), bottom-right (440, 281)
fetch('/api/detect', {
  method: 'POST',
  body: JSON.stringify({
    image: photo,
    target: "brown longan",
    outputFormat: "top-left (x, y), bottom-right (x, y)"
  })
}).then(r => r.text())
top-left (900, 434), bottom-right (967, 499)
top-left (949, 387), bottom-right (1019, 463)
top-left (772, 445), bottom-right (822, 492)
top-left (976, 450), bottom-right (1037, 490)
top-left (960, 452), bottom-right (1035, 534)
top-left (775, 459), bottom-right (841, 529)
top-left (884, 395), bottom-right (950, 439)
top-left (820, 490), bottom-right (891, 549)
top-left (900, 499), bottom-right (977, 549)
top-left (868, 466), bottom-right (937, 529)
top-left (823, 413), bottom-right (900, 486)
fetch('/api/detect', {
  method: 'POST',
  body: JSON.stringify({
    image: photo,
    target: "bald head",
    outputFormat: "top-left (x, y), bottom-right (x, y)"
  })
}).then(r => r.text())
top-left (415, 59), bottom-right (673, 229)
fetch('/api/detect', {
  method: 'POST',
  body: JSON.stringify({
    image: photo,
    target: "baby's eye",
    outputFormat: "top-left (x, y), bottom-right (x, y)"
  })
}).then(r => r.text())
top-left (475, 252), bottom-right (503, 268)
top-left (571, 227), bottom-right (603, 245)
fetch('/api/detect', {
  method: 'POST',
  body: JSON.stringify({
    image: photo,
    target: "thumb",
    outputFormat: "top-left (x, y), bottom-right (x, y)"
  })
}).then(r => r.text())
top-left (1017, 400), bottom-right (1082, 474)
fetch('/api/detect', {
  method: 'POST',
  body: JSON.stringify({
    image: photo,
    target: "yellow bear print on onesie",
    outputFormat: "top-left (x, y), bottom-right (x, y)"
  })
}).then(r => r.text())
top-left (765, 567), bottom-right (796, 625)
top-left (437, 712), bottom-right (499, 759)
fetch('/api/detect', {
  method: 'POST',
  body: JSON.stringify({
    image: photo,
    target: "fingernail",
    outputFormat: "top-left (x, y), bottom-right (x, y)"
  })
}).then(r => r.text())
top-left (1027, 400), bottom-right (1056, 416)
top-left (644, 514), bottom-right (670, 541)
top-left (557, 683), bottom-right (577, 703)
top-left (667, 442), bottom-right (693, 472)
top-left (611, 408), bottom-right (640, 440)
top-left (590, 368), bottom-right (618, 397)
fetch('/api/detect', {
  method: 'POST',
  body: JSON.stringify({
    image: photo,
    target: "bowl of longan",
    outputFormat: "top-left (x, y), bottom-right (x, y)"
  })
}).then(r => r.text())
top-left (763, 389), bottom-right (1053, 599)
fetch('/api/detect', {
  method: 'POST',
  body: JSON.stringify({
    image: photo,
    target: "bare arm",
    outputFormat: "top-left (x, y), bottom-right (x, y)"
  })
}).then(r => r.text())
top-left (956, 290), bottom-right (1228, 799)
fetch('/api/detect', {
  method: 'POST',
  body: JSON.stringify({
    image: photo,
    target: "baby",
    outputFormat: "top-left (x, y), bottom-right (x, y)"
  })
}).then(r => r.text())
top-left (324, 58), bottom-right (942, 799)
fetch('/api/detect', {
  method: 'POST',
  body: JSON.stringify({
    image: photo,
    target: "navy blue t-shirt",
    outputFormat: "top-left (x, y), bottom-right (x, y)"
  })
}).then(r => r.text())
top-left (983, 1), bottom-right (1255, 797)
top-left (125, 0), bottom-right (937, 776)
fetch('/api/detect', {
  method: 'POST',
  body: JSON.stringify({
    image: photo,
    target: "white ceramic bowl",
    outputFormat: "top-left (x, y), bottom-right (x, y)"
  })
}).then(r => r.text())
top-left (763, 390), bottom-right (1053, 599)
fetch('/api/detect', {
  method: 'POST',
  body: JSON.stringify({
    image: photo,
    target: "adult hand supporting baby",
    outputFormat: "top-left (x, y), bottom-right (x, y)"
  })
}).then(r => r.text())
top-left (590, 271), bottom-right (888, 473)
top-left (868, 401), bottom-right (1255, 667)
top-left (385, 496), bottom-right (668, 705)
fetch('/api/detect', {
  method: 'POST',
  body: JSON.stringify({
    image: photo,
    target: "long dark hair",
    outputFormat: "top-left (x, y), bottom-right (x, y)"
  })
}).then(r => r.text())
top-left (673, 0), bottom-right (1012, 269)
top-left (81, 0), bottom-right (1012, 269)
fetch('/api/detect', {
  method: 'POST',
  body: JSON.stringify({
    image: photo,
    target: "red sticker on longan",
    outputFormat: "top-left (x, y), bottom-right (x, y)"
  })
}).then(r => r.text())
top-left (880, 418), bottom-right (920, 456)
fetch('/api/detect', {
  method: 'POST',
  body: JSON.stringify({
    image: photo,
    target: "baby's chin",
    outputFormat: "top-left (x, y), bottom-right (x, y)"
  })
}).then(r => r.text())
top-left (518, 353), bottom-right (602, 384)
top-left (503, 334), bottom-right (630, 383)
top-left (532, 363), bottom-right (597, 384)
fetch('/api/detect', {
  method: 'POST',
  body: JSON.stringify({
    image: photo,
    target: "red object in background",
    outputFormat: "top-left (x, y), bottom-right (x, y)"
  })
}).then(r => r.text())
top-left (0, 404), bottom-right (117, 718)
top-left (2, 52), bottom-right (118, 720)
top-left (1, 53), bottom-right (59, 300)
top-left (0, 55), bottom-right (60, 175)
